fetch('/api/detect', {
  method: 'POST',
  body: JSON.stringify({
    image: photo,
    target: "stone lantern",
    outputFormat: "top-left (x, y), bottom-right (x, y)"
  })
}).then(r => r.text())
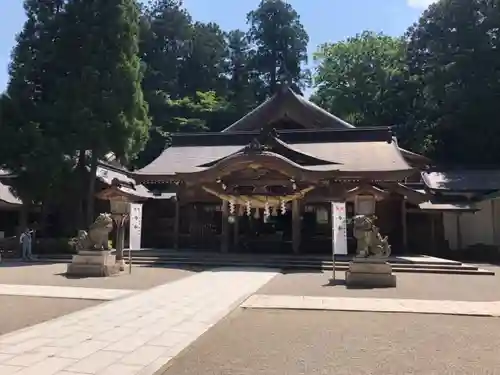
top-left (109, 198), bottom-right (131, 271)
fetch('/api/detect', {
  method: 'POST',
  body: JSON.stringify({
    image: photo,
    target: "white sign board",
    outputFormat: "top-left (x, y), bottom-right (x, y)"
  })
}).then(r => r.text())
top-left (129, 203), bottom-right (143, 250)
top-left (331, 202), bottom-right (348, 255)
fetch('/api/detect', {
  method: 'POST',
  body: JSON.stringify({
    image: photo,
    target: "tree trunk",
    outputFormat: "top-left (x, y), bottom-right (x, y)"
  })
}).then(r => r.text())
top-left (18, 203), bottom-right (29, 235)
top-left (86, 150), bottom-right (98, 227)
top-left (76, 149), bottom-right (87, 230)
top-left (270, 49), bottom-right (277, 94)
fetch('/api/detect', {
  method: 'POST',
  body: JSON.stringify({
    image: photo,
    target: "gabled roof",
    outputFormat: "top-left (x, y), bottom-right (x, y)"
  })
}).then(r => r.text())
top-left (222, 87), bottom-right (355, 132)
top-left (133, 127), bottom-right (413, 182)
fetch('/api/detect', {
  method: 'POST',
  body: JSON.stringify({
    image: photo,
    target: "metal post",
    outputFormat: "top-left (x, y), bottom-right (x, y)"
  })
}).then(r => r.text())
top-left (128, 246), bottom-right (132, 274)
top-left (331, 201), bottom-right (336, 281)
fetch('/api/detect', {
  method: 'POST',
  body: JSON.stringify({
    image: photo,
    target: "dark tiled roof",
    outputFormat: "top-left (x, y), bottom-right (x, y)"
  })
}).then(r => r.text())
top-left (136, 145), bottom-right (242, 175)
top-left (221, 87), bottom-right (355, 132)
top-left (134, 135), bottom-right (410, 176)
top-left (422, 170), bottom-right (500, 191)
top-left (289, 142), bottom-right (408, 172)
top-left (171, 127), bottom-right (392, 147)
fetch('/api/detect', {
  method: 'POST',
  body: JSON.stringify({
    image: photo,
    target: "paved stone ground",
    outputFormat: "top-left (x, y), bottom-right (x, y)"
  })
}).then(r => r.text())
top-left (0, 263), bottom-right (198, 290)
top-left (258, 266), bottom-right (500, 301)
top-left (0, 268), bottom-right (277, 375)
top-left (0, 284), bottom-right (134, 300)
top-left (243, 294), bottom-right (500, 316)
top-left (157, 309), bottom-right (500, 375)
top-left (0, 296), bottom-right (101, 336)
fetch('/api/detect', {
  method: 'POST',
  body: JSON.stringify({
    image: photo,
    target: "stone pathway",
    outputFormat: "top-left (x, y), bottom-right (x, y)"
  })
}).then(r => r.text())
top-left (0, 285), bottom-right (134, 301)
top-left (242, 294), bottom-right (500, 317)
top-left (0, 268), bottom-right (278, 375)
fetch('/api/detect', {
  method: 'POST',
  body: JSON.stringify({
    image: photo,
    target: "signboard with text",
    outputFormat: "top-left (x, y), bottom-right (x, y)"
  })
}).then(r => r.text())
top-left (331, 202), bottom-right (348, 255)
top-left (129, 203), bottom-right (143, 250)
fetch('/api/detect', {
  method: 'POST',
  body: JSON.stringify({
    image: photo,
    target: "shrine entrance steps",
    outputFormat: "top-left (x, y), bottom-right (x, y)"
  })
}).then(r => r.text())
top-left (36, 250), bottom-right (494, 276)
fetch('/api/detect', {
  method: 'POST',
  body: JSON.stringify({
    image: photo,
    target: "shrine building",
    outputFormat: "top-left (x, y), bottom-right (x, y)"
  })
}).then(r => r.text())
top-left (124, 86), bottom-right (453, 255)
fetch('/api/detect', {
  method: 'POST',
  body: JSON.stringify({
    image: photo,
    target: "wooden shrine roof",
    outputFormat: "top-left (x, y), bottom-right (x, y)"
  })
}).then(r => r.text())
top-left (133, 127), bottom-right (413, 181)
top-left (221, 87), bottom-right (354, 132)
top-left (133, 87), bottom-right (427, 183)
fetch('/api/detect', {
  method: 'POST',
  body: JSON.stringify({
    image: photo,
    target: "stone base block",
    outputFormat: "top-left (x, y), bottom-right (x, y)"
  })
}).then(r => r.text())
top-left (66, 250), bottom-right (121, 277)
top-left (345, 260), bottom-right (396, 288)
top-left (66, 263), bottom-right (121, 277)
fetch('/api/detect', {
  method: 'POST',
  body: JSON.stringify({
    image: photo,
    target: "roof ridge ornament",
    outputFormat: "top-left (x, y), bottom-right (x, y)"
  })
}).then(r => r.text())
top-left (245, 138), bottom-right (265, 153)
top-left (244, 127), bottom-right (279, 154)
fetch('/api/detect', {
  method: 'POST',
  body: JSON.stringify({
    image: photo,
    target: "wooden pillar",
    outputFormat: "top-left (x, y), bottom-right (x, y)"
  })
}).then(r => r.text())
top-left (234, 206), bottom-right (239, 248)
top-left (173, 197), bottom-right (180, 250)
top-left (221, 200), bottom-right (229, 253)
top-left (401, 198), bottom-right (408, 252)
top-left (430, 214), bottom-right (436, 255)
top-left (292, 200), bottom-right (301, 254)
top-left (491, 200), bottom-right (496, 246)
top-left (18, 204), bottom-right (28, 235)
top-left (456, 213), bottom-right (463, 250)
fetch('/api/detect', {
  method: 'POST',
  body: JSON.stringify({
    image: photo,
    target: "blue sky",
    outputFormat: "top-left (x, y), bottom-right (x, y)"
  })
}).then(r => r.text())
top-left (0, 0), bottom-right (435, 93)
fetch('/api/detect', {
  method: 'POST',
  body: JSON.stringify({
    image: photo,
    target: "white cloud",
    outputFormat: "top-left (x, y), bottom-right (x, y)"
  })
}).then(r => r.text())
top-left (407, 0), bottom-right (438, 9)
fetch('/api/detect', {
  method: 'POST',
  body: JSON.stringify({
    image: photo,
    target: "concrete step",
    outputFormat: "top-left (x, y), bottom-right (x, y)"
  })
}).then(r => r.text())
top-left (35, 251), bottom-right (465, 265)
top-left (33, 254), bottom-right (494, 275)
top-left (124, 256), bottom-right (478, 270)
top-left (129, 259), bottom-right (494, 275)
top-left (125, 251), bottom-right (464, 266)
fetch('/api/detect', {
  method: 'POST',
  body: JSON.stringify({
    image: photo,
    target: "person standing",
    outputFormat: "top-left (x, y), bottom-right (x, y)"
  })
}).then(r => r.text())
top-left (20, 229), bottom-right (32, 260)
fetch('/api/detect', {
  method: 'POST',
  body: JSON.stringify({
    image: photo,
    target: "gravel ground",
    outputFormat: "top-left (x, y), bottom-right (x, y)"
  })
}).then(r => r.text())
top-left (0, 263), bottom-right (199, 290)
top-left (257, 266), bottom-right (500, 301)
top-left (157, 309), bottom-right (500, 375)
top-left (0, 296), bottom-right (100, 336)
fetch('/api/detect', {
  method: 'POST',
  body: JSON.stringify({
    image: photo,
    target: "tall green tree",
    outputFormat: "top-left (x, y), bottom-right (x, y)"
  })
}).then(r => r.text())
top-left (311, 31), bottom-right (423, 151)
top-left (140, 0), bottom-right (193, 104)
top-left (138, 0), bottom-right (192, 169)
top-left (55, 0), bottom-right (150, 224)
top-left (1, 0), bottom-right (70, 223)
top-left (136, 1), bottom-right (233, 167)
top-left (247, 0), bottom-right (310, 97)
top-left (178, 22), bottom-right (229, 97)
top-left (226, 29), bottom-right (260, 117)
top-left (406, 0), bottom-right (500, 164)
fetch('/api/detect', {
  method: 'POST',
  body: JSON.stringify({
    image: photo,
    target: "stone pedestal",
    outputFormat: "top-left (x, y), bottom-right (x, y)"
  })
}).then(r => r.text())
top-left (116, 258), bottom-right (126, 271)
top-left (66, 250), bottom-right (121, 277)
top-left (345, 258), bottom-right (396, 288)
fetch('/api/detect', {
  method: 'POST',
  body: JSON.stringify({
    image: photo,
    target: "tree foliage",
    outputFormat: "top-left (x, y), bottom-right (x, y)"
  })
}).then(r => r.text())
top-left (55, 0), bottom-right (150, 161)
top-left (247, 0), bottom-right (310, 96)
top-left (134, 91), bottom-right (230, 167)
top-left (311, 31), bottom-right (429, 152)
top-left (6, 0), bottom-right (500, 237)
top-left (406, 0), bottom-right (500, 165)
top-left (1, 0), bottom-right (71, 205)
top-left (1, 0), bottom-right (150, 228)
top-left (312, 32), bottom-right (407, 126)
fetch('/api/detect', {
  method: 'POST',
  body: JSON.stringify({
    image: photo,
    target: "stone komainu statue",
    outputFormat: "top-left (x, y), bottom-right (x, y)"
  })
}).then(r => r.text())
top-left (74, 213), bottom-right (114, 251)
top-left (352, 214), bottom-right (391, 258)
